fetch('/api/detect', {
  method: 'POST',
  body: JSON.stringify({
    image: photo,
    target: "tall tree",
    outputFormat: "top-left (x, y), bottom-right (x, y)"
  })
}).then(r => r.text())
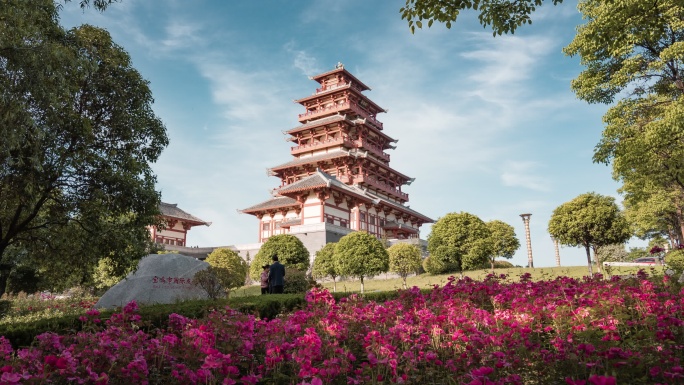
top-left (387, 243), bottom-right (422, 289)
top-left (249, 234), bottom-right (310, 281)
top-left (548, 193), bottom-right (631, 276)
top-left (0, 1), bottom-right (168, 295)
top-left (400, 0), bottom-right (563, 35)
top-left (427, 212), bottom-right (492, 276)
top-left (562, 0), bottom-right (684, 243)
top-left (485, 220), bottom-right (520, 271)
top-left (334, 232), bottom-right (389, 294)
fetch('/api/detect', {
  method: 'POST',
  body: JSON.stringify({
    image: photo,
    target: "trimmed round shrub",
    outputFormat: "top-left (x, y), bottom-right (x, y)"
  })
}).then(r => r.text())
top-left (283, 267), bottom-right (309, 294)
top-left (423, 255), bottom-right (450, 275)
top-left (665, 249), bottom-right (684, 274)
top-left (492, 260), bottom-right (515, 269)
top-left (206, 248), bottom-right (248, 292)
top-left (250, 235), bottom-right (310, 281)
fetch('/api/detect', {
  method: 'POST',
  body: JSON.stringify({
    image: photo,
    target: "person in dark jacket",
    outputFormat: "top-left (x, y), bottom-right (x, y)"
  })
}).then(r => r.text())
top-left (268, 255), bottom-right (285, 294)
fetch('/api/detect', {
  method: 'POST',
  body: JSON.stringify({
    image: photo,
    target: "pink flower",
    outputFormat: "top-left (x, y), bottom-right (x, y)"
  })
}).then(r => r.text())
top-left (588, 375), bottom-right (616, 385)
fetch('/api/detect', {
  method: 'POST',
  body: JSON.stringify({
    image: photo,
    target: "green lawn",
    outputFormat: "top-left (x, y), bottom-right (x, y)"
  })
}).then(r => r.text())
top-left (232, 264), bottom-right (666, 297)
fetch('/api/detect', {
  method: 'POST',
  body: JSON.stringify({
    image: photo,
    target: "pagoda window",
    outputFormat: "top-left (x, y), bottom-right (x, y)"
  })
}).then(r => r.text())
top-left (369, 215), bottom-right (376, 225)
top-left (262, 222), bottom-right (269, 231)
top-left (340, 220), bottom-right (348, 228)
top-left (360, 212), bottom-right (366, 222)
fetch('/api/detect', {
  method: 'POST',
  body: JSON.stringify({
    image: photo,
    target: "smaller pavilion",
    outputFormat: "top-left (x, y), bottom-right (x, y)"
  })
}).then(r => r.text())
top-left (150, 202), bottom-right (211, 247)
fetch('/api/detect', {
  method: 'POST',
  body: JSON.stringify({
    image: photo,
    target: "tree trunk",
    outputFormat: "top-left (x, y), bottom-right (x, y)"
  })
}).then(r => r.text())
top-left (333, 277), bottom-right (336, 293)
top-left (360, 276), bottom-right (364, 294)
top-left (585, 245), bottom-right (593, 278)
top-left (402, 276), bottom-right (407, 289)
top-left (592, 245), bottom-right (601, 274)
top-left (491, 259), bottom-right (495, 273)
top-left (676, 203), bottom-right (684, 245)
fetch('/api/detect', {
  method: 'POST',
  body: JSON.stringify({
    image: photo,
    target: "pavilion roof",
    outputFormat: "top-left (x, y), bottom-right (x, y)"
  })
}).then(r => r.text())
top-left (240, 196), bottom-right (299, 213)
top-left (160, 202), bottom-right (211, 226)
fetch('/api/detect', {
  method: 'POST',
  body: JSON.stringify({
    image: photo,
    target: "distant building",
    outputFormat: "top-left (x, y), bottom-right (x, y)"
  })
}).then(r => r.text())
top-left (150, 202), bottom-right (211, 247)
top-left (240, 63), bottom-right (432, 261)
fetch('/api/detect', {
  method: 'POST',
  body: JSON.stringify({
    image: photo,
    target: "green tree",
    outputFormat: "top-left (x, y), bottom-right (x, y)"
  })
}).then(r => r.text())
top-left (334, 232), bottom-right (389, 294)
top-left (485, 220), bottom-right (520, 271)
top-left (0, 1), bottom-right (168, 296)
top-left (388, 243), bottom-right (422, 289)
top-left (206, 248), bottom-right (248, 295)
top-left (548, 193), bottom-right (631, 276)
top-left (249, 234), bottom-right (310, 281)
top-left (563, 0), bottom-right (684, 246)
top-left (427, 212), bottom-right (492, 277)
top-left (400, 0), bottom-right (563, 35)
top-left (595, 244), bottom-right (629, 264)
top-left (312, 243), bottom-right (339, 292)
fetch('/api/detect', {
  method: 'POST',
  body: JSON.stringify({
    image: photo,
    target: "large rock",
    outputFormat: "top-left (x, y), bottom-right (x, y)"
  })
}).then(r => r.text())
top-left (96, 253), bottom-right (211, 309)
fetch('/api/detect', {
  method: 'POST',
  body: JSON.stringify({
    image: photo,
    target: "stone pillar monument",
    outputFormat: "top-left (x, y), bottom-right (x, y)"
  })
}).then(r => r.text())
top-left (551, 236), bottom-right (561, 267)
top-left (520, 213), bottom-right (533, 268)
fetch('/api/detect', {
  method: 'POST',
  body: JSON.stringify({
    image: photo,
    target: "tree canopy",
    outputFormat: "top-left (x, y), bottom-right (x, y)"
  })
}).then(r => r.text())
top-left (334, 232), bottom-right (389, 294)
top-left (400, 0), bottom-right (563, 35)
top-left (0, 0), bottom-right (168, 295)
top-left (563, 0), bottom-right (684, 247)
top-left (388, 243), bottom-right (422, 289)
top-left (249, 234), bottom-right (310, 280)
top-left (427, 212), bottom-right (492, 275)
top-left (312, 242), bottom-right (339, 292)
top-left (548, 193), bottom-right (631, 276)
top-left (485, 220), bottom-right (520, 271)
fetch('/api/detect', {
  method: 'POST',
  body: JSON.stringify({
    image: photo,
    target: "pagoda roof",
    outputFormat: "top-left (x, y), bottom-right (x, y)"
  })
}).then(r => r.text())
top-left (270, 151), bottom-right (347, 171)
top-left (160, 202), bottom-right (211, 226)
top-left (364, 191), bottom-right (434, 223)
top-left (240, 196), bottom-right (299, 213)
top-left (270, 149), bottom-right (410, 181)
top-left (277, 169), bottom-right (373, 202)
top-left (294, 87), bottom-right (387, 114)
top-left (286, 115), bottom-right (396, 142)
top-left (310, 66), bottom-right (371, 91)
top-left (383, 221), bottom-right (419, 233)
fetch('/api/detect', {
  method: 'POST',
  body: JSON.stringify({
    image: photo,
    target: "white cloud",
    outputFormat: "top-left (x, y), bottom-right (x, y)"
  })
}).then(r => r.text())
top-left (284, 41), bottom-right (321, 76)
top-left (500, 161), bottom-right (552, 191)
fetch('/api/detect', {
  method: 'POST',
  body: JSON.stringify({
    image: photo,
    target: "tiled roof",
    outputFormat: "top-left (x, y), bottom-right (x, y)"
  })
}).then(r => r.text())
top-left (240, 196), bottom-right (299, 213)
top-left (270, 151), bottom-right (347, 171)
top-left (286, 115), bottom-right (396, 142)
top-left (383, 221), bottom-right (419, 233)
top-left (160, 202), bottom-right (211, 226)
top-left (363, 191), bottom-right (434, 223)
top-left (277, 170), bottom-right (374, 203)
top-left (286, 115), bottom-right (346, 134)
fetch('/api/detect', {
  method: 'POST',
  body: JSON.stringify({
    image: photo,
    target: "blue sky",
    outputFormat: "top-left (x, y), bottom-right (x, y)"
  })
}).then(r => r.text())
top-left (60, 0), bottom-right (642, 268)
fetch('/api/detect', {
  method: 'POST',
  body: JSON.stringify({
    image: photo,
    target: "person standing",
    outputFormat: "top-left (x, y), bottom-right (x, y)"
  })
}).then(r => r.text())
top-left (268, 255), bottom-right (285, 294)
top-left (260, 264), bottom-right (270, 295)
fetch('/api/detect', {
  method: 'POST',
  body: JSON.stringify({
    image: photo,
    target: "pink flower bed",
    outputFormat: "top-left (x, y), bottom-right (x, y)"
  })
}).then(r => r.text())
top-left (1, 272), bottom-right (683, 384)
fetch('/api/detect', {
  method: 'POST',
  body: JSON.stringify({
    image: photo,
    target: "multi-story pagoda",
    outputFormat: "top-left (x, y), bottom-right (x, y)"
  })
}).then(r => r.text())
top-left (241, 63), bottom-right (432, 256)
